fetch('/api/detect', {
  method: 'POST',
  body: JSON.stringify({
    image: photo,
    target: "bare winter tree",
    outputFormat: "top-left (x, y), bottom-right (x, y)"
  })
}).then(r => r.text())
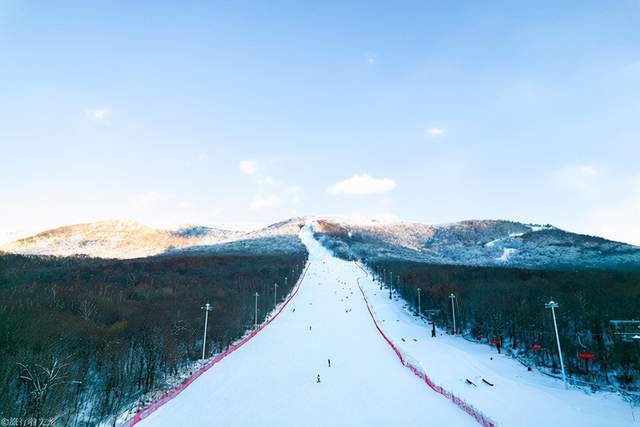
top-left (77, 298), bottom-right (97, 321)
top-left (17, 355), bottom-right (81, 401)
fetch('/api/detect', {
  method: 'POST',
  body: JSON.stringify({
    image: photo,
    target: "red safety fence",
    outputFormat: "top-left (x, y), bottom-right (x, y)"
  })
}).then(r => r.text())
top-left (126, 262), bottom-right (311, 426)
top-left (355, 263), bottom-right (496, 427)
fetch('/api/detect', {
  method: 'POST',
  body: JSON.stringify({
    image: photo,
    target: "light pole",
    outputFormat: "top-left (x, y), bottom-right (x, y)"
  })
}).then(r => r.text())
top-left (273, 282), bottom-right (278, 307)
top-left (449, 293), bottom-right (456, 334)
top-left (417, 288), bottom-right (422, 318)
top-left (200, 302), bottom-right (213, 360)
top-left (389, 272), bottom-right (393, 300)
top-left (545, 300), bottom-right (567, 389)
top-left (254, 292), bottom-right (259, 328)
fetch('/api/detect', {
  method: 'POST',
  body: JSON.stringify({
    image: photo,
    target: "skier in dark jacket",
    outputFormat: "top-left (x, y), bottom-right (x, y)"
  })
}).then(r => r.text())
top-left (317, 374), bottom-right (321, 383)
top-left (328, 358), bottom-right (331, 367)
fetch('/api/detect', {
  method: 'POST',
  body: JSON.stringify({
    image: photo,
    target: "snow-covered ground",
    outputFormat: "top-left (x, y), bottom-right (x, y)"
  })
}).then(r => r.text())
top-left (137, 224), bottom-right (637, 426)
top-left (357, 265), bottom-right (638, 426)
top-left (139, 226), bottom-right (475, 426)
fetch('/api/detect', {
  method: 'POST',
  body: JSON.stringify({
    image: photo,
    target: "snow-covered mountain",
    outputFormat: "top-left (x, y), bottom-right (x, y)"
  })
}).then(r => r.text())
top-left (0, 218), bottom-right (306, 259)
top-left (312, 217), bottom-right (640, 271)
top-left (4, 216), bottom-right (639, 269)
top-left (166, 218), bottom-right (307, 256)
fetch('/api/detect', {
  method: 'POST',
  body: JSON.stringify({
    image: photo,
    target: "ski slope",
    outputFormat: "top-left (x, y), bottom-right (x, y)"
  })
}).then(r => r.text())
top-left (139, 226), bottom-right (476, 426)
top-left (356, 266), bottom-right (638, 427)
top-left (138, 224), bottom-right (636, 426)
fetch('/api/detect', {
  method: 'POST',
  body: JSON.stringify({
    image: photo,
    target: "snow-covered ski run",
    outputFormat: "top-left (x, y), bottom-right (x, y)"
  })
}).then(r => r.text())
top-left (137, 225), bottom-right (636, 427)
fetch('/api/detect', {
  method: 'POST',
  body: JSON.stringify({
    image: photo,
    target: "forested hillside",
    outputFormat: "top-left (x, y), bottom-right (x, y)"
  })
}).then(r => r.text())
top-left (0, 250), bottom-right (307, 425)
top-left (369, 259), bottom-right (640, 391)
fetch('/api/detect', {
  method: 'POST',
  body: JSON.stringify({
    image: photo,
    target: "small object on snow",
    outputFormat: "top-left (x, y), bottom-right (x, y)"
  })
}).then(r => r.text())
top-left (328, 359), bottom-right (331, 367)
top-left (482, 379), bottom-right (494, 386)
top-left (465, 379), bottom-right (476, 386)
top-left (292, 308), bottom-right (295, 313)
top-left (413, 338), bottom-right (417, 342)
top-left (490, 357), bottom-right (493, 361)
top-left (527, 366), bottom-right (532, 372)
top-left (317, 374), bottom-right (321, 383)
top-left (401, 338), bottom-right (406, 342)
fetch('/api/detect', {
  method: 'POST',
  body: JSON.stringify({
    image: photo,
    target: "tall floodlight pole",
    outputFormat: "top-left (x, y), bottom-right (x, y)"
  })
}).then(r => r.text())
top-left (417, 288), bottom-right (422, 318)
top-left (273, 282), bottom-right (278, 307)
top-left (545, 300), bottom-right (567, 388)
top-left (449, 293), bottom-right (457, 334)
top-left (200, 302), bottom-right (213, 360)
top-left (285, 276), bottom-right (288, 289)
top-left (254, 292), bottom-right (260, 328)
top-left (389, 272), bottom-right (393, 299)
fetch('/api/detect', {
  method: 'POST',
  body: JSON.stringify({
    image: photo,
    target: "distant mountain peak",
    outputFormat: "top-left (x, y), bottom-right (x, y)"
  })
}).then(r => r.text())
top-left (311, 217), bottom-right (640, 271)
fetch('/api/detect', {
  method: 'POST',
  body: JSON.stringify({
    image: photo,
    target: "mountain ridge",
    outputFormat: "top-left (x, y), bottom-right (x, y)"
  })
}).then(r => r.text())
top-left (2, 216), bottom-right (638, 270)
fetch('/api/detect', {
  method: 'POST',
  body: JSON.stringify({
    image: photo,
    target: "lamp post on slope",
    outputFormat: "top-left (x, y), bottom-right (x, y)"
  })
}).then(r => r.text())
top-left (417, 288), bottom-right (422, 318)
top-left (449, 293), bottom-right (457, 334)
top-left (254, 292), bottom-right (260, 329)
top-left (545, 300), bottom-right (567, 389)
top-left (200, 302), bottom-right (213, 360)
top-left (273, 282), bottom-right (278, 307)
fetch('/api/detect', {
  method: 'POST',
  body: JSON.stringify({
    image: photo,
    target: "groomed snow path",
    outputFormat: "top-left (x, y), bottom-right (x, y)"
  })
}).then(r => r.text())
top-left (140, 226), bottom-right (477, 427)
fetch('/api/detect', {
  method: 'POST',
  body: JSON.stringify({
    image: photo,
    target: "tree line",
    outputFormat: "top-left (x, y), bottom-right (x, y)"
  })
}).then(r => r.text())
top-left (368, 259), bottom-right (640, 392)
top-left (0, 250), bottom-right (307, 426)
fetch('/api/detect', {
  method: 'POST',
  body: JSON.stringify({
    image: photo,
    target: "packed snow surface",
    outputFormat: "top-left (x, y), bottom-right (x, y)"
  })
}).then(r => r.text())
top-left (139, 225), bottom-right (636, 427)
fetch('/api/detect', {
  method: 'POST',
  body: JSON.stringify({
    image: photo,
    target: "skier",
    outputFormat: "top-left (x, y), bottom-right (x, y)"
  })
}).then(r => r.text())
top-left (431, 321), bottom-right (436, 338)
top-left (317, 374), bottom-right (321, 383)
top-left (328, 358), bottom-right (331, 367)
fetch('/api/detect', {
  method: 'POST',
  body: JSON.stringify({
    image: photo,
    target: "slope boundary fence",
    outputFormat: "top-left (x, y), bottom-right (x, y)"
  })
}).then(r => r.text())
top-left (124, 261), bottom-right (311, 426)
top-left (354, 262), bottom-right (497, 427)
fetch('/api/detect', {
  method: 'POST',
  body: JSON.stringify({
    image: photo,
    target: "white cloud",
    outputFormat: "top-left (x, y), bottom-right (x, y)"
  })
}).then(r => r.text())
top-left (257, 175), bottom-right (277, 186)
top-left (239, 159), bottom-right (259, 175)
top-left (426, 127), bottom-right (445, 138)
top-left (327, 174), bottom-right (397, 195)
top-left (250, 194), bottom-right (280, 211)
top-left (85, 108), bottom-right (110, 123)
top-left (364, 52), bottom-right (377, 65)
top-left (551, 165), bottom-right (599, 196)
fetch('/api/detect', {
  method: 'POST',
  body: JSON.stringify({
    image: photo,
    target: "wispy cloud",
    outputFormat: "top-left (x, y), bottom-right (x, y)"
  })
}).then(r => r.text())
top-left (327, 174), bottom-right (396, 195)
top-left (85, 108), bottom-right (110, 123)
top-left (239, 159), bottom-right (259, 175)
top-left (426, 127), bottom-right (445, 138)
top-left (364, 52), bottom-right (377, 65)
top-left (257, 175), bottom-right (277, 186)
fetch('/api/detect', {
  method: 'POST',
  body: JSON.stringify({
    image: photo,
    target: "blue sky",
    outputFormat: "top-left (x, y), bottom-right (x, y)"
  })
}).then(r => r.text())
top-left (1, 1), bottom-right (639, 244)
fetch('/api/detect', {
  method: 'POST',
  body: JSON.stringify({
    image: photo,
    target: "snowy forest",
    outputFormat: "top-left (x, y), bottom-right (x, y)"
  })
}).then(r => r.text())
top-left (370, 259), bottom-right (640, 393)
top-left (0, 250), bottom-right (307, 425)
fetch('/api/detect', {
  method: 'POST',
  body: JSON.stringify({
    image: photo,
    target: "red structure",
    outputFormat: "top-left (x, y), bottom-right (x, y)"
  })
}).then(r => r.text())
top-left (578, 352), bottom-right (595, 373)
